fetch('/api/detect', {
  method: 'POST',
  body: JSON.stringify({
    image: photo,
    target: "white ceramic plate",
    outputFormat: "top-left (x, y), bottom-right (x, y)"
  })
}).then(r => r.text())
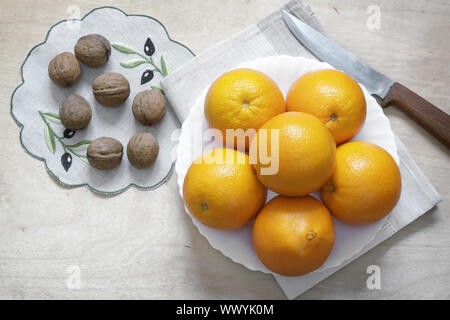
top-left (175, 55), bottom-right (399, 275)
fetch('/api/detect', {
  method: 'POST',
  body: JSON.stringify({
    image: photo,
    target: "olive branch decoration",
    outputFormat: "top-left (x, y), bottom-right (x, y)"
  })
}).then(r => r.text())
top-left (112, 37), bottom-right (169, 91)
top-left (39, 111), bottom-right (91, 172)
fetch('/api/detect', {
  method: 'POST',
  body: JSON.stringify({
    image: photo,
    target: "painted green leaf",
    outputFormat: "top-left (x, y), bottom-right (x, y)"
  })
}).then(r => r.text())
top-left (78, 155), bottom-right (89, 164)
top-left (120, 58), bottom-right (148, 68)
top-left (111, 42), bottom-right (137, 54)
top-left (43, 112), bottom-right (62, 124)
top-left (151, 85), bottom-right (165, 95)
top-left (44, 125), bottom-right (56, 153)
top-left (67, 140), bottom-right (91, 152)
top-left (68, 140), bottom-right (91, 148)
top-left (160, 56), bottom-right (168, 77)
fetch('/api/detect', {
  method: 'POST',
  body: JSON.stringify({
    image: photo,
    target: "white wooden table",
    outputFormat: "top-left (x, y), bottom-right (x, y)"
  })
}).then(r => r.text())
top-left (0, 0), bottom-right (449, 299)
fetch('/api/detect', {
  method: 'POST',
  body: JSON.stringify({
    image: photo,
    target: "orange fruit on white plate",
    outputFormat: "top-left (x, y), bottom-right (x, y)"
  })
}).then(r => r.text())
top-left (252, 195), bottom-right (335, 276)
top-left (320, 141), bottom-right (401, 225)
top-left (286, 69), bottom-right (366, 145)
top-left (250, 111), bottom-right (336, 197)
top-left (204, 68), bottom-right (285, 149)
top-left (183, 148), bottom-right (267, 230)
top-left (176, 56), bottom-right (400, 275)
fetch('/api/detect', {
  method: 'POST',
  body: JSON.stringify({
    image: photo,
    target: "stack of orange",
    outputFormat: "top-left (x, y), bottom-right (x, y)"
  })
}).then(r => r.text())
top-left (183, 68), bottom-right (401, 277)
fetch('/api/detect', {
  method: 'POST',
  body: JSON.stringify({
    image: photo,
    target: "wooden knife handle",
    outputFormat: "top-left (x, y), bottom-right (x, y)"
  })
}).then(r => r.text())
top-left (382, 82), bottom-right (450, 148)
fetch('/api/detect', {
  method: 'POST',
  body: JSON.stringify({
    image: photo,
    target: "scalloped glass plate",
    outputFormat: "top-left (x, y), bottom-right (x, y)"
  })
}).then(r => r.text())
top-left (175, 55), bottom-right (399, 275)
top-left (11, 7), bottom-right (194, 194)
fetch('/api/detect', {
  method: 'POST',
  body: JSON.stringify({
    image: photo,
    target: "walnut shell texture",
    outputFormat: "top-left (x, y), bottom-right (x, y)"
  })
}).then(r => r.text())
top-left (127, 131), bottom-right (159, 169)
top-left (74, 34), bottom-right (111, 67)
top-left (48, 52), bottom-right (81, 87)
top-left (92, 72), bottom-right (130, 106)
top-left (59, 94), bottom-right (92, 130)
top-left (87, 137), bottom-right (123, 170)
top-left (132, 89), bottom-right (166, 126)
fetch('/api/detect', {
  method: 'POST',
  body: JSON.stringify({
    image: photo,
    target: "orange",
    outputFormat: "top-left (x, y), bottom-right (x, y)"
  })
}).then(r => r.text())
top-left (252, 195), bottom-right (335, 276)
top-left (286, 69), bottom-right (366, 145)
top-left (204, 68), bottom-right (285, 149)
top-left (320, 141), bottom-right (401, 225)
top-left (183, 148), bottom-right (267, 230)
top-left (250, 112), bottom-right (336, 196)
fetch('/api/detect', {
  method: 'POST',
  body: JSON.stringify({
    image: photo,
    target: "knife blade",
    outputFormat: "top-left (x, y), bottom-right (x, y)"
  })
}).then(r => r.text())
top-left (282, 10), bottom-right (450, 148)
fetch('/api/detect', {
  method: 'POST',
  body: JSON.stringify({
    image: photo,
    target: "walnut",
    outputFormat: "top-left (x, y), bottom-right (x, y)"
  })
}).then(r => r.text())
top-left (48, 52), bottom-right (81, 87)
top-left (74, 34), bottom-right (111, 67)
top-left (132, 89), bottom-right (166, 125)
top-left (92, 72), bottom-right (130, 106)
top-left (59, 94), bottom-right (92, 130)
top-left (87, 137), bottom-right (123, 170)
top-left (127, 131), bottom-right (159, 169)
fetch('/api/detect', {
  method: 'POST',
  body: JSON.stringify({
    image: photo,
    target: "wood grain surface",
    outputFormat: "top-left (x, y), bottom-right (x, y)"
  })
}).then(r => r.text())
top-left (0, 0), bottom-right (449, 299)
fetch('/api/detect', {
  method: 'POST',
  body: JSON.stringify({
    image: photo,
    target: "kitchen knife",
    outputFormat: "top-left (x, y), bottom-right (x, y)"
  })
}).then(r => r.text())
top-left (282, 10), bottom-right (450, 148)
